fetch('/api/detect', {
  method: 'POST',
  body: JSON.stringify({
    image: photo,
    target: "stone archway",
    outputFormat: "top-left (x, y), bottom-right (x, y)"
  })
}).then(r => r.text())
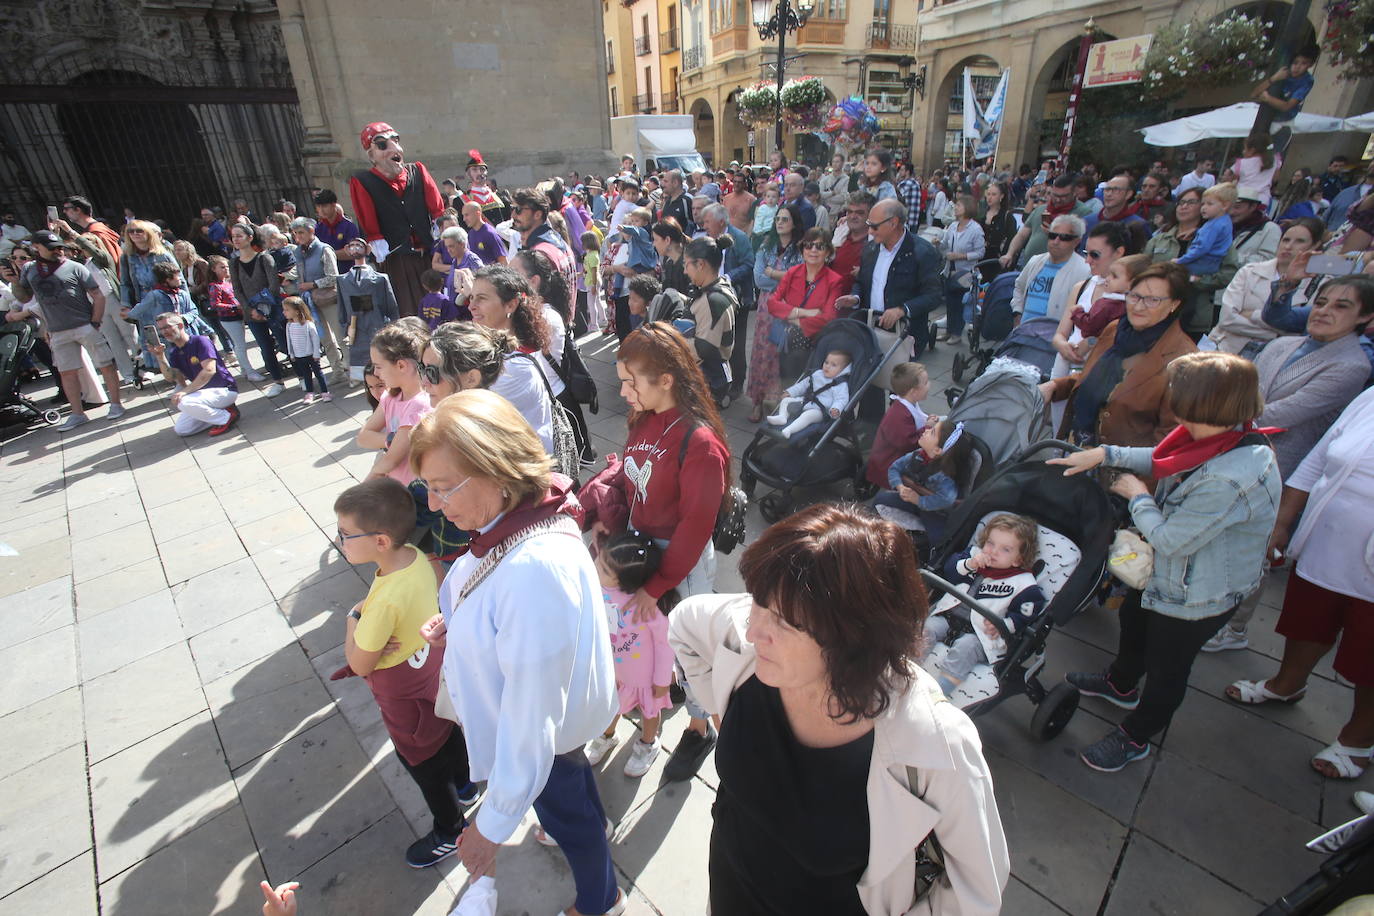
top-left (690, 97), bottom-right (716, 165)
top-left (721, 89), bottom-right (749, 165)
top-left (925, 54), bottom-right (1001, 170)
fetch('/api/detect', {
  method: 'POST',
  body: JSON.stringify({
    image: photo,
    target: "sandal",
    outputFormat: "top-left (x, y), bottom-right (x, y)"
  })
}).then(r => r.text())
top-left (748, 405), bottom-right (764, 423)
top-left (1225, 678), bottom-right (1307, 705)
top-left (1311, 742), bottom-right (1373, 779)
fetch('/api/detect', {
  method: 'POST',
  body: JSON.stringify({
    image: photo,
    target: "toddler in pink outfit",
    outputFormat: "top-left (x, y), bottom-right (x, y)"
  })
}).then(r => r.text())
top-left (582, 532), bottom-right (678, 779)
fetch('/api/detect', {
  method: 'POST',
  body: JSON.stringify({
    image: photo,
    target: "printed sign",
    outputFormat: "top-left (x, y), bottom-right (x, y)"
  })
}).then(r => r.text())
top-left (1084, 35), bottom-right (1153, 88)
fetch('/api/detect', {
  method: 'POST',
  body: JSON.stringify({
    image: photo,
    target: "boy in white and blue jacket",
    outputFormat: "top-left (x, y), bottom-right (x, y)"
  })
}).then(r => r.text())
top-left (1174, 183), bottom-right (1237, 277)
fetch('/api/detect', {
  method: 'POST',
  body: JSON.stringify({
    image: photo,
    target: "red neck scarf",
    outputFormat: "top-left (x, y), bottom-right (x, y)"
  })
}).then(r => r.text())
top-left (1040, 198), bottom-right (1074, 228)
top-left (1151, 423), bottom-right (1282, 479)
top-left (466, 475), bottom-right (582, 557)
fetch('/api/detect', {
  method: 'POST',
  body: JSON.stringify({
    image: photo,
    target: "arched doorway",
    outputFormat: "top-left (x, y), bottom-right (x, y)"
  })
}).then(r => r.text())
top-left (690, 97), bottom-right (716, 165)
top-left (926, 55), bottom-right (1001, 169)
top-left (722, 89), bottom-right (749, 165)
top-left (56, 70), bottom-right (223, 224)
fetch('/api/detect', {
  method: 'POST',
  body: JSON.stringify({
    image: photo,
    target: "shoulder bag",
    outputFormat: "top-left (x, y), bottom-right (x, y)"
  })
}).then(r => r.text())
top-left (551, 328), bottom-right (599, 413)
top-left (512, 351), bottom-right (580, 479)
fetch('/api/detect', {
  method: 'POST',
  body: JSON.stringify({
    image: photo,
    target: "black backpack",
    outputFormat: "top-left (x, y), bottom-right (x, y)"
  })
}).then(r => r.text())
top-left (552, 328), bottom-right (598, 414)
top-left (677, 423), bottom-right (748, 554)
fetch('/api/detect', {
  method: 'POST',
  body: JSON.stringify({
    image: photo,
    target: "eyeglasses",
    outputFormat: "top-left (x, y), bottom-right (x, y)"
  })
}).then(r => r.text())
top-left (865, 215), bottom-right (896, 230)
top-left (1104, 185), bottom-right (1130, 193)
top-left (417, 476), bottom-right (472, 506)
top-left (1125, 292), bottom-right (1173, 308)
top-left (1085, 249), bottom-right (1106, 260)
top-left (802, 241), bottom-right (828, 251)
top-left (1045, 232), bottom-right (1080, 242)
top-left (335, 528), bottom-right (380, 545)
top-left (1176, 198), bottom-right (1200, 206)
top-left (418, 362), bottom-right (445, 385)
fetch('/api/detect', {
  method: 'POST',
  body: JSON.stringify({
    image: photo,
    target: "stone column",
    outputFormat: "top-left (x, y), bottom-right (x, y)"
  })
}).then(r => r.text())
top-left (275, 0), bottom-right (342, 195)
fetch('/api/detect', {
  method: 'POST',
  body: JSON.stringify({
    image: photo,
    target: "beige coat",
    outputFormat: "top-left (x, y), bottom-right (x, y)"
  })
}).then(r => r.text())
top-left (668, 594), bottom-right (1009, 916)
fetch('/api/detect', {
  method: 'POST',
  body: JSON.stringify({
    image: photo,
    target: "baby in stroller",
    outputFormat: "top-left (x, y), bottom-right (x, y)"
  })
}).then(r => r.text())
top-left (765, 348), bottom-right (851, 439)
top-left (922, 513), bottom-right (1047, 697)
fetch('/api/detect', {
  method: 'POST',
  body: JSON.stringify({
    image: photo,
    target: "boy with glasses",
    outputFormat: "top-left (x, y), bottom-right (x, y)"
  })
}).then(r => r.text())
top-left (332, 477), bottom-right (481, 869)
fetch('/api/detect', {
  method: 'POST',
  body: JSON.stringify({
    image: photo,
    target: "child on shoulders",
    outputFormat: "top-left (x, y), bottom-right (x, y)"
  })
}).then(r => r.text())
top-left (866, 361), bottom-right (930, 488)
top-left (766, 348), bottom-right (851, 439)
top-left (922, 513), bottom-right (1046, 698)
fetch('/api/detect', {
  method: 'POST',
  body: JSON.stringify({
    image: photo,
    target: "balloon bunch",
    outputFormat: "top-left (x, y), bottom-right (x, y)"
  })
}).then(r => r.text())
top-left (820, 96), bottom-right (880, 152)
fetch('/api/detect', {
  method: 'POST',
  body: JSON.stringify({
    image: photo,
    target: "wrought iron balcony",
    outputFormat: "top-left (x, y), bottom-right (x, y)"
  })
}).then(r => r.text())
top-left (633, 92), bottom-right (656, 112)
top-left (683, 45), bottom-right (703, 70)
top-left (866, 21), bottom-right (917, 49)
top-left (662, 92), bottom-right (680, 112)
top-left (635, 35), bottom-right (652, 55)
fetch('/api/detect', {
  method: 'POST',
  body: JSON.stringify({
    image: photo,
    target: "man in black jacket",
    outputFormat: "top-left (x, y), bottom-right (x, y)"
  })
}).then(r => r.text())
top-left (838, 199), bottom-right (943, 358)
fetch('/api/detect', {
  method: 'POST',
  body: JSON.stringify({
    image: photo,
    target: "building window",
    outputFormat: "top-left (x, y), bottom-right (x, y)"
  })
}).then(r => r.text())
top-left (814, 0), bottom-right (847, 16)
top-left (611, 86), bottom-right (619, 117)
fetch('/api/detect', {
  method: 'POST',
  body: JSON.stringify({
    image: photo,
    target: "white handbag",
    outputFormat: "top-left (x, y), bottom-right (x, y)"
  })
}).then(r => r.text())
top-left (1107, 529), bottom-right (1154, 590)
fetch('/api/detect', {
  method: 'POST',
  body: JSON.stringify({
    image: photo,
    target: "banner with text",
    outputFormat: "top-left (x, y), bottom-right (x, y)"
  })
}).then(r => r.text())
top-left (1084, 35), bottom-right (1154, 88)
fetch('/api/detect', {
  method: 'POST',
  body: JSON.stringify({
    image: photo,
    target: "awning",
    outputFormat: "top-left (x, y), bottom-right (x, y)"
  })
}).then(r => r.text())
top-left (1139, 102), bottom-right (1348, 147)
top-left (1341, 110), bottom-right (1374, 132)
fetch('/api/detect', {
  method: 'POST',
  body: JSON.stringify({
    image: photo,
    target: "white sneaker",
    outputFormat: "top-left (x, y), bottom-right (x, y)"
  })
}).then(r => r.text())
top-left (264, 382), bottom-right (285, 397)
top-left (58, 413), bottom-right (90, 431)
top-left (623, 737), bottom-right (661, 778)
top-left (1202, 628), bottom-right (1249, 653)
top-left (246, 371), bottom-right (267, 382)
top-left (1355, 791), bottom-right (1374, 815)
top-left (584, 732), bottom-right (620, 766)
top-left (105, 403), bottom-right (126, 420)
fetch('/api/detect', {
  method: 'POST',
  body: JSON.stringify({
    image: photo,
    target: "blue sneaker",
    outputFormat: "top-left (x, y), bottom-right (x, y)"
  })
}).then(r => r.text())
top-left (1066, 670), bottom-right (1140, 710)
top-left (457, 781), bottom-right (483, 807)
top-left (1080, 727), bottom-right (1151, 772)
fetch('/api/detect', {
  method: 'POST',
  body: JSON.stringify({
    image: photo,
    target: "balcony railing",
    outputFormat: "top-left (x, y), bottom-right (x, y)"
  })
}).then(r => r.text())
top-left (635, 35), bottom-right (651, 55)
top-left (866, 22), bottom-right (917, 49)
top-left (660, 29), bottom-right (680, 52)
top-left (634, 92), bottom-right (656, 113)
top-left (662, 92), bottom-right (680, 112)
top-left (683, 45), bottom-right (703, 71)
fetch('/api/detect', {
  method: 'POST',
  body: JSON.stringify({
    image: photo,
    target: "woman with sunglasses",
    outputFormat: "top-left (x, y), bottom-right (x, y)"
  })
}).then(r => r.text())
top-left (767, 227), bottom-right (846, 381)
top-left (119, 219), bottom-right (178, 369)
top-left (1042, 262), bottom-right (1198, 455)
top-left (746, 202), bottom-right (805, 422)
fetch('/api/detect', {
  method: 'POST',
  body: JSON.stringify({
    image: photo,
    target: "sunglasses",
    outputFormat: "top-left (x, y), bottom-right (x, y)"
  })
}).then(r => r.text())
top-left (1045, 231), bottom-right (1080, 242)
top-left (418, 362), bottom-right (444, 385)
top-left (865, 215), bottom-right (896, 230)
top-left (1086, 249), bottom-right (1106, 260)
top-left (802, 241), bottom-right (828, 251)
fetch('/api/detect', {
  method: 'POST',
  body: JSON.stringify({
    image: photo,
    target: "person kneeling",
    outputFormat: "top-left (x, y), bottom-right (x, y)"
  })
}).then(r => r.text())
top-left (153, 312), bottom-right (239, 437)
top-left (922, 513), bottom-right (1046, 701)
top-left (766, 348), bottom-right (851, 438)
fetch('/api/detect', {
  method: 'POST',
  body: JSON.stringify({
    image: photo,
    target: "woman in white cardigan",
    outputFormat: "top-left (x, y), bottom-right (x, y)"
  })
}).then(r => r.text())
top-left (1205, 217), bottom-right (1325, 357)
top-left (668, 503), bottom-right (1008, 916)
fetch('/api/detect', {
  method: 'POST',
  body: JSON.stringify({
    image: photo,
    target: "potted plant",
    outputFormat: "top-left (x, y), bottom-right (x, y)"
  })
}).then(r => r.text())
top-left (1324, 0), bottom-right (1374, 80)
top-left (780, 76), bottom-right (829, 131)
top-left (1139, 12), bottom-right (1269, 100)
top-left (737, 82), bottom-right (779, 128)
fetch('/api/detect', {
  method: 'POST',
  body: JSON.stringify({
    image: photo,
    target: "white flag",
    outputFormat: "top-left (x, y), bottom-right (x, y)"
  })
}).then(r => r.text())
top-left (973, 69), bottom-right (1011, 159)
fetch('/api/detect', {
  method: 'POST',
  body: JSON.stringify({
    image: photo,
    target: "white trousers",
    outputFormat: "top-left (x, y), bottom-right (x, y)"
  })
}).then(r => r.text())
top-left (174, 387), bottom-right (237, 436)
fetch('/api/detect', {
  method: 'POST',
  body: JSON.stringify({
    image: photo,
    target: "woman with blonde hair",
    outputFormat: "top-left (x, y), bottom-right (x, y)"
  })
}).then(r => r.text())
top-left (412, 390), bottom-right (623, 916)
top-left (119, 218), bottom-right (177, 367)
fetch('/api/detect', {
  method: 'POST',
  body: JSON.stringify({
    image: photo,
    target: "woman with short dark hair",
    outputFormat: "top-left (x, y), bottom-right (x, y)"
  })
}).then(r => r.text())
top-left (227, 222), bottom-right (286, 396)
top-left (669, 502), bottom-right (1009, 915)
top-left (1052, 351), bottom-right (1281, 772)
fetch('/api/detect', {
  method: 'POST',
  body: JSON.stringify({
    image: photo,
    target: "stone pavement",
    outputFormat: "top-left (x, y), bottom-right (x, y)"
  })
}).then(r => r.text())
top-left (0, 326), bottom-right (1368, 916)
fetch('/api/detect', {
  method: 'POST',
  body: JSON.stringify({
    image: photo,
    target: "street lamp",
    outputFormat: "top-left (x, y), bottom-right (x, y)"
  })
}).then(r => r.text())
top-left (752, 0), bottom-right (815, 154)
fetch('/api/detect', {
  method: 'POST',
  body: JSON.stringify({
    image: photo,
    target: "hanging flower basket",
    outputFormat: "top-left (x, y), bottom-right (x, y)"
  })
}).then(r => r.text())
top-left (778, 76), bottom-right (828, 132)
top-left (737, 82), bottom-right (779, 129)
top-left (1139, 12), bottom-right (1269, 100)
top-left (1324, 0), bottom-right (1374, 80)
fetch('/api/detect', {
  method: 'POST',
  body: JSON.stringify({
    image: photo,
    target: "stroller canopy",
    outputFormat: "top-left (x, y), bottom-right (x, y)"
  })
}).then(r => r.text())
top-left (947, 358), bottom-right (1050, 465)
top-left (801, 319), bottom-right (883, 400)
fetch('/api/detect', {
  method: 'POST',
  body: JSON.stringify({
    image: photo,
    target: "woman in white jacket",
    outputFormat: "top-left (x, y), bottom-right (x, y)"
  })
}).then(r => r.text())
top-left (1206, 217), bottom-right (1325, 356)
top-left (668, 502), bottom-right (1009, 916)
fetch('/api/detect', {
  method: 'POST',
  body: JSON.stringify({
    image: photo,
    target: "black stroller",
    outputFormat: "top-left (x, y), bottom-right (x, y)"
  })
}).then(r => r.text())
top-left (951, 260), bottom-right (1016, 384)
top-left (740, 319), bottom-right (908, 522)
top-left (0, 323), bottom-right (61, 428)
top-left (918, 440), bottom-right (1116, 739)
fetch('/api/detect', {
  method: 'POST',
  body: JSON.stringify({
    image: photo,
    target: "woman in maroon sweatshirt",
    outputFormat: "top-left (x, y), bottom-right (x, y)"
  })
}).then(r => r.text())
top-left (603, 321), bottom-right (730, 780)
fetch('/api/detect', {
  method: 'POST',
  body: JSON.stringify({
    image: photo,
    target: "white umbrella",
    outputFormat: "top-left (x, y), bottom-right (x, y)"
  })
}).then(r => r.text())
top-left (1139, 102), bottom-right (1347, 147)
top-left (1341, 111), bottom-right (1374, 132)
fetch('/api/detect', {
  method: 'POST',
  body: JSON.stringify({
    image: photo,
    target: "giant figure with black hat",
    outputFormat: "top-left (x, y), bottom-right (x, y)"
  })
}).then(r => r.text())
top-left (347, 122), bottom-right (444, 318)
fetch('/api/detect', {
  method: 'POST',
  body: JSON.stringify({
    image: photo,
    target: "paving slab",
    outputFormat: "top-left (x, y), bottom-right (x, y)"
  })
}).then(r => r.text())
top-left (98, 806), bottom-right (265, 916)
top-left (89, 711), bottom-right (238, 879)
top-left (67, 494), bottom-right (150, 543)
top-left (208, 654), bottom-right (336, 769)
top-left (0, 575), bottom-right (73, 650)
top-left (188, 603), bottom-right (298, 683)
top-left (78, 589), bottom-right (184, 681)
top-left (82, 642), bottom-right (208, 764)
top-left (278, 565), bottom-right (367, 657)
top-left (73, 556), bottom-right (167, 620)
top-left (0, 687), bottom-right (84, 781)
top-left (144, 490), bottom-right (230, 544)
top-left (0, 535), bottom-right (72, 596)
top-left (0, 744), bottom-right (92, 898)
top-left (135, 464), bottom-right (213, 510)
top-left (159, 520), bottom-right (248, 585)
top-left (1134, 753), bottom-right (1322, 905)
top-left (1104, 833), bottom-right (1260, 916)
top-left (71, 520), bottom-right (156, 583)
top-left (0, 504), bottom-right (69, 552)
top-left (236, 506), bottom-right (323, 555)
top-left (232, 714), bottom-right (398, 880)
top-left (0, 852), bottom-right (98, 916)
top-left (171, 555), bottom-right (277, 636)
top-left (0, 625), bottom-right (79, 718)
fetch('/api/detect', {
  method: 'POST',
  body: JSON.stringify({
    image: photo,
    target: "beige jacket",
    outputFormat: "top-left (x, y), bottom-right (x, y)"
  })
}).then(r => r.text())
top-left (668, 594), bottom-right (1009, 916)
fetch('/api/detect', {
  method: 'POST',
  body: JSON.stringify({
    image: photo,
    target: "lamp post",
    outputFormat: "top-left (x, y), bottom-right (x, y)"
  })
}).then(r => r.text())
top-left (752, 0), bottom-right (815, 156)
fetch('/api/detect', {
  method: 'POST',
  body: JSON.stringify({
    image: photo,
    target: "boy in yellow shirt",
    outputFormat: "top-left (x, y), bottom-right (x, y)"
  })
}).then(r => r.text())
top-left (333, 478), bottom-right (478, 868)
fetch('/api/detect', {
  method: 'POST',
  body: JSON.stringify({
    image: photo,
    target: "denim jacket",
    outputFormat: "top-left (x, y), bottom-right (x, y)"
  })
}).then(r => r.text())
top-left (1104, 441), bottom-right (1281, 619)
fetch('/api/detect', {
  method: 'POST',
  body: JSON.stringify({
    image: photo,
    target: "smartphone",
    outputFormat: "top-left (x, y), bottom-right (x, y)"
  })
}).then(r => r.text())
top-left (46, 205), bottom-right (59, 225)
top-left (1307, 254), bottom-right (1359, 276)
top-left (142, 326), bottom-right (161, 349)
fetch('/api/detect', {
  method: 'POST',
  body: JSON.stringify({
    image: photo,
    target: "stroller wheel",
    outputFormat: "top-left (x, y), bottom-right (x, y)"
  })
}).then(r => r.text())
top-left (927, 321), bottom-right (940, 351)
top-left (759, 491), bottom-right (792, 524)
top-left (42, 408), bottom-right (62, 425)
top-left (1030, 682), bottom-right (1080, 741)
top-left (952, 353), bottom-right (968, 384)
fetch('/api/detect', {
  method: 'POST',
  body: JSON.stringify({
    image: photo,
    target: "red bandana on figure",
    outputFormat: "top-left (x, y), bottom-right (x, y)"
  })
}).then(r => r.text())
top-left (346, 120), bottom-right (444, 318)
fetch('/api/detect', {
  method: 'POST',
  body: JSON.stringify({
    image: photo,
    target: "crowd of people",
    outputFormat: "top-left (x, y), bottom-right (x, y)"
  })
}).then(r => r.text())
top-left (3, 125), bottom-right (1374, 916)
